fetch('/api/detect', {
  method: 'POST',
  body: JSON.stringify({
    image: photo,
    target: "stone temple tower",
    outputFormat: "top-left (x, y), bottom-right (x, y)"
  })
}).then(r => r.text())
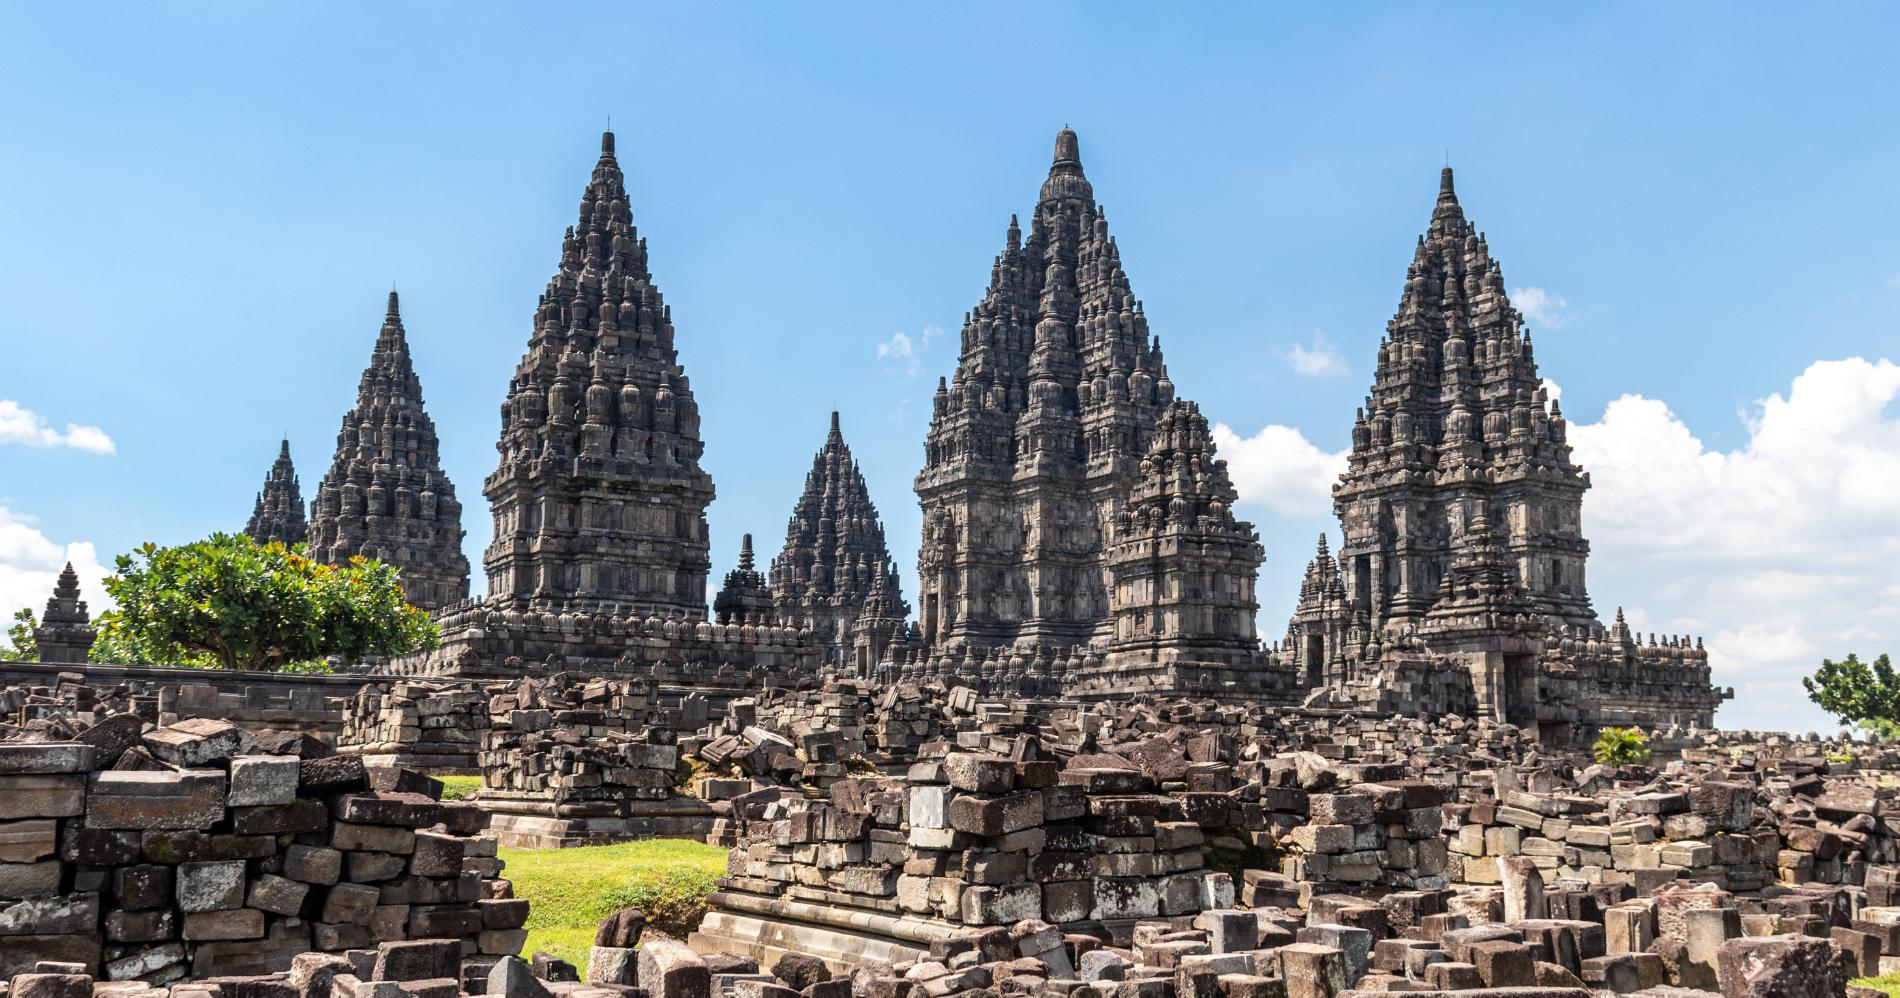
top-left (483, 131), bottom-right (715, 616)
top-left (1281, 167), bottom-right (1727, 733)
top-left (915, 128), bottom-right (1175, 654)
top-left (771, 412), bottom-right (906, 666)
top-left (244, 439), bottom-right (308, 546)
top-left (307, 291), bottom-right (470, 611)
top-left (1328, 167), bottom-right (1592, 636)
top-left (1067, 401), bottom-right (1270, 696)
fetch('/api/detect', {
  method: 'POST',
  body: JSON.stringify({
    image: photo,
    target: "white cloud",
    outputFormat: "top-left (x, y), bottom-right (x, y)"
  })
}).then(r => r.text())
top-left (1511, 286), bottom-right (1568, 329)
top-left (1567, 357), bottom-right (1900, 732)
top-left (1210, 423), bottom-right (1349, 518)
top-left (877, 330), bottom-right (926, 380)
top-left (0, 401), bottom-right (115, 455)
top-left (1282, 332), bottom-right (1348, 378)
top-left (0, 506), bottom-right (115, 632)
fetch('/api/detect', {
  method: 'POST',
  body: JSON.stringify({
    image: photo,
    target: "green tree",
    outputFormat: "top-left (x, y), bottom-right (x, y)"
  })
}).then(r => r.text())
top-left (1803, 653), bottom-right (1900, 731)
top-left (99, 533), bottom-right (437, 671)
top-left (1592, 726), bottom-right (1651, 767)
top-left (0, 608), bottom-right (37, 661)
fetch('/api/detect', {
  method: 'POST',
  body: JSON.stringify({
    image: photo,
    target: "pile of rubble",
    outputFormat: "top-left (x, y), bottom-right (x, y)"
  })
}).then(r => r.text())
top-left (688, 746), bottom-right (1235, 968)
top-left (0, 715), bottom-right (518, 983)
top-left (474, 676), bottom-right (712, 849)
top-left (338, 682), bottom-right (488, 773)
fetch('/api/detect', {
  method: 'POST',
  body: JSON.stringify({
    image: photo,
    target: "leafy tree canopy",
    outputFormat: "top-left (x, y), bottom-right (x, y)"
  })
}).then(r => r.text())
top-left (0, 608), bottom-right (36, 662)
top-left (99, 533), bottom-right (436, 671)
top-left (1803, 653), bottom-right (1900, 731)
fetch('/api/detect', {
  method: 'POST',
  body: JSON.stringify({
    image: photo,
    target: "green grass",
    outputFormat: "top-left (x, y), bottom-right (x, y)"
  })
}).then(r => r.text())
top-left (497, 839), bottom-right (729, 968)
top-left (1856, 973), bottom-right (1900, 998)
top-left (437, 775), bottom-right (483, 801)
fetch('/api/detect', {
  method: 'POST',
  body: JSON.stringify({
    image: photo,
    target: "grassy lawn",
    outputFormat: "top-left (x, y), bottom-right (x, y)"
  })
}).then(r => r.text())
top-left (496, 839), bottom-right (729, 968)
top-left (1858, 973), bottom-right (1900, 998)
top-left (437, 775), bottom-right (483, 801)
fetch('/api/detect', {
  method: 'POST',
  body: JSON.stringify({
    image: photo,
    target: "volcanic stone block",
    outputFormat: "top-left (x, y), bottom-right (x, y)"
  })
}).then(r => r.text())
top-left (298, 756), bottom-right (369, 796)
top-left (8, 973), bottom-right (91, 998)
top-left (635, 939), bottom-right (708, 998)
top-left (86, 770), bottom-right (225, 830)
top-left (0, 859), bottom-right (56, 897)
top-left (228, 755), bottom-right (301, 807)
top-left (944, 755), bottom-right (1015, 794)
top-left (320, 883), bottom-right (380, 925)
top-left (142, 719), bottom-right (250, 767)
top-left (176, 860), bottom-right (246, 912)
top-left (0, 821), bottom-right (57, 865)
top-left (486, 955), bottom-right (551, 998)
top-left (586, 946), bottom-right (636, 986)
top-left (113, 864), bottom-right (172, 911)
top-left (333, 793), bottom-right (443, 828)
top-left (182, 908), bottom-right (265, 941)
top-left (284, 845), bottom-right (343, 886)
top-left (231, 800), bottom-right (328, 835)
top-left (1092, 877), bottom-right (1161, 920)
top-left (1468, 939), bottom-right (1536, 987)
top-left (373, 939), bottom-right (459, 982)
top-left (102, 940), bottom-right (185, 980)
top-left (247, 874), bottom-right (311, 916)
top-left (961, 883), bottom-right (1041, 925)
top-left (409, 833), bottom-right (465, 877)
top-left (1717, 933), bottom-right (1850, 998)
top-left (1278, 943), bottom-right (1348, 998)
top-left (331, 823), bottom-right (415, 854)
top-left (1309, 794), bottom-right (1373, 825)
top-left (949, 792), bottom-right (1045, 836)
top-left (0, 746), bottom-right (92, 776)
top-left (0, 777), bottom-right (84, 820)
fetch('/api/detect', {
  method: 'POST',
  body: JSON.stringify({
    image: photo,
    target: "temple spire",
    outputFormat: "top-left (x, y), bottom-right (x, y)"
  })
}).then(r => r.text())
top-left (307, 292), bottom-right (469, 610)
top-left (775, 411), bottom-right (905, 665)
top-left (244, 439), bottom-right (307, 545)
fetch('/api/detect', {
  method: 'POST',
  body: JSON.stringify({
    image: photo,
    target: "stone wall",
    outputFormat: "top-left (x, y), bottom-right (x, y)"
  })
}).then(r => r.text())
top-left (0, 716), bottom-right (518, 984)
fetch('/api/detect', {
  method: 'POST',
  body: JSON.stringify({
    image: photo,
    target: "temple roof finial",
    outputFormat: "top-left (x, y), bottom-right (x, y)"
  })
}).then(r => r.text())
top-left (1053, 126), bottom-right (1081, 170)
top-left (601, 130), bottom-right (615, 155)
top-left (1439, 165), bottom-right (1457, 203)
top-left (386, 288), bottom-right (401, 320)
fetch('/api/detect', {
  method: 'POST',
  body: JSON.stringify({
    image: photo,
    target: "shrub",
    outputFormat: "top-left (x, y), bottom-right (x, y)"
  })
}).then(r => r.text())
top-left (1592, 726), bottom-right (1651, 767)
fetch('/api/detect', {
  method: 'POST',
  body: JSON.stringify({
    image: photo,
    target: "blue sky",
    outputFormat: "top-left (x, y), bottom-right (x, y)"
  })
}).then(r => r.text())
top-left (3, 5), bottom-right (1897, 731)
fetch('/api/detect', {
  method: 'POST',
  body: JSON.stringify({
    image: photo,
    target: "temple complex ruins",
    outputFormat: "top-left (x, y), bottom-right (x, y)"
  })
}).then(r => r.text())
top-left (2, 123), bottom-right (1886, 998)
top-left (213, 128), bottom-right (1730, 739)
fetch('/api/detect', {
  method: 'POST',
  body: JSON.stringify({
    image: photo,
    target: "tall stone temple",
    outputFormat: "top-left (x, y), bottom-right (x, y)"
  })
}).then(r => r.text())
top-left (1278, 168), bottom-right (1729, 737)
top-left (886, 128), bottom-right (1283, 698)
top-left (307, 292), bottom-right (470, 611)
top-left (769, 412), bottom-right (908, 667)
top-left (244, 440), bottom-right (308, 545)
top-left (403, 133), bottom-right (815, 683)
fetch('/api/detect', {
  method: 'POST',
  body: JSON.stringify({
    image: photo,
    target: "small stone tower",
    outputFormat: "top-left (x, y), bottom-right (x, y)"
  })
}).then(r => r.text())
top-left (1068, 401), bottom-right (1269, 696)
top-left (34, 563), bottom-right (95, 664)
top-left (714, 533), bottom-right (777, 624)
top-left (771, 412), bottom-right (906, 666)
top-left (307, 291), bottom-right (471, 610)
top-left (245, 439), bottom-right (308, 545)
